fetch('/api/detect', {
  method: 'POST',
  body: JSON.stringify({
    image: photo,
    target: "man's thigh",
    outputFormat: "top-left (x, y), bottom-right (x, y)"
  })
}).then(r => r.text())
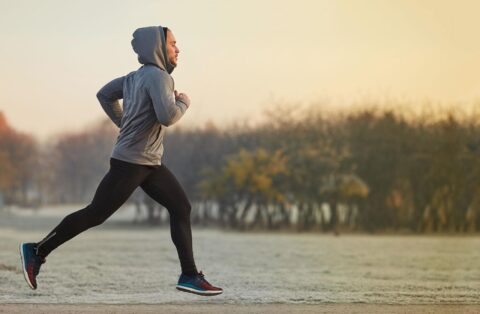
top-left (90, 158), bottom-right (153, 215)
top-left (140, 164), bottom-right (190, 210)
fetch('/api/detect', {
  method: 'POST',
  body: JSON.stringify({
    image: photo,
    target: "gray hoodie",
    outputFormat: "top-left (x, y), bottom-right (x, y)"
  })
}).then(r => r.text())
top-left (96, 26), bottom-right (189, 165)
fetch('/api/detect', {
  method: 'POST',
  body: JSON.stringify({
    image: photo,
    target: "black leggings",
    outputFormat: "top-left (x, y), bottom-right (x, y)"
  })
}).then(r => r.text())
top-left (35, 158), bottom-right (197, 275)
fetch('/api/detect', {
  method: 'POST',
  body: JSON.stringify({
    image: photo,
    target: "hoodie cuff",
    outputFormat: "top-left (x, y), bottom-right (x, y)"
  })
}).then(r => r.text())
top-left (176, 99), bottom-right (189, 112)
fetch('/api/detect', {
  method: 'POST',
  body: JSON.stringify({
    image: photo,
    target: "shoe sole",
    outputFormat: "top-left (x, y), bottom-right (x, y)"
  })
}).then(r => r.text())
top-left (176, 285), bottom-right (223, 296)
top-left (19, 243), bottom-right (36, 290)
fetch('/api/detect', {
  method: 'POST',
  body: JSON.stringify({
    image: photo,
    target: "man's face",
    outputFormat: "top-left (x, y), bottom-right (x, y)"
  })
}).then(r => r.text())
top-left (166, 30), bottom-right (180, 66)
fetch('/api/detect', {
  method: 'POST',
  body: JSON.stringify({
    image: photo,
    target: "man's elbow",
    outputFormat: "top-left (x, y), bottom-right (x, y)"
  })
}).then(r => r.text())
top-left (96, 91), bottom-right (106, 102)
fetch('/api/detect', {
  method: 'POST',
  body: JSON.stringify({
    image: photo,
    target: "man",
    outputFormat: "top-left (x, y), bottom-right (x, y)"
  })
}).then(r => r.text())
top-left (19, 25), bottom-right (223, 296)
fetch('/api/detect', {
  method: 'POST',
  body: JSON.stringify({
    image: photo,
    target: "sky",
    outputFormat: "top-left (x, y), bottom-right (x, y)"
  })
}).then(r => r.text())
top-left (1, 0), bottom-right (480, 139)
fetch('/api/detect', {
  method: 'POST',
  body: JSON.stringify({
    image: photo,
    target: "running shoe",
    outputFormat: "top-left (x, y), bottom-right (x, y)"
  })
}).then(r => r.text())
top-left (176, 270), bottom-right (223, 296)
top-left (19, 242), bottom-right (46, 290)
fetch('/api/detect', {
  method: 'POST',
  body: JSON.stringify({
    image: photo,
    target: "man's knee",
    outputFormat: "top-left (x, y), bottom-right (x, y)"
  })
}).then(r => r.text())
top-left (90, 213), bottom-right (109, 227)
top-left (171, 201), bottom-right (192, 220)
top-left (185, 201), bottom-right (192, 216)
top-left (82, 205), bottom-right (111, 227)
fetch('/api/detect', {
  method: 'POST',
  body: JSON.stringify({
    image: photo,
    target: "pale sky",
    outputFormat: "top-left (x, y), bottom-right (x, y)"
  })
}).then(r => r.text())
top-left (1, 0), bottom-right (480, 139)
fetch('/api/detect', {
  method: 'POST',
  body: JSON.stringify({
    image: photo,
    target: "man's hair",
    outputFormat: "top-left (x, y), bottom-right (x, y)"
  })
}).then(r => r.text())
top-left (162, 27), bottom-right (168, 40)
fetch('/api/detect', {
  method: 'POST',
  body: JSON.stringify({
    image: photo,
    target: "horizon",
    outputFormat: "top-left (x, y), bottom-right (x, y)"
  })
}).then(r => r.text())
top-left (3, 96), bottom-right (480, 143)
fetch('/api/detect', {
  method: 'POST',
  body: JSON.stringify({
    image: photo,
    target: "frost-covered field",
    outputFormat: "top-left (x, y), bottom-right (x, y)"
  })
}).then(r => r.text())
top-left (0, 206), bottom-right (479, 304)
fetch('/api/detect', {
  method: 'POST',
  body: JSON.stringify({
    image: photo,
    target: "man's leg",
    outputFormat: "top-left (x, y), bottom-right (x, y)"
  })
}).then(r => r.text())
top-left (140, 164), bottom-right (198, 276)
top-left (35, 158), bottom-right (152, 258)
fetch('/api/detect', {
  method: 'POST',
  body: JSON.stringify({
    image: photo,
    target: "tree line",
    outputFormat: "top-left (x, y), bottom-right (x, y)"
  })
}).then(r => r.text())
top-left (1, 102), bottom-right (480, 233)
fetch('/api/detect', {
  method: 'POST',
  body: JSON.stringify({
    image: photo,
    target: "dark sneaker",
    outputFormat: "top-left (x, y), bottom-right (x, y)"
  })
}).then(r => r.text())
top-left (19, 242), bottom-right (46, 290)
top-left (176, 270), bottom-right (223, 296)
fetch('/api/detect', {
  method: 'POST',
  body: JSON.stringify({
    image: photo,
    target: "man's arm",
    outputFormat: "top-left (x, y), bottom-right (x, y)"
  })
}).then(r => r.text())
top-left (96, 76), bottom-right (125, 128)
top-left (146, 70), bottom-right (189, 127)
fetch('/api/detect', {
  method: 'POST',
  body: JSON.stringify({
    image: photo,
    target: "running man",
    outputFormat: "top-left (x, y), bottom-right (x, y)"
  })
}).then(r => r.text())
top-left (19, 25), bottom-right (223, 296)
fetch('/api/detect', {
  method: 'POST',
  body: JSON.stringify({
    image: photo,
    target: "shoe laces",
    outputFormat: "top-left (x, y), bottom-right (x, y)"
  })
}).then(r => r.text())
top-left (197, 270), bottom-right (212, 286)
top-left (34, 245), bottom-right (47, 263)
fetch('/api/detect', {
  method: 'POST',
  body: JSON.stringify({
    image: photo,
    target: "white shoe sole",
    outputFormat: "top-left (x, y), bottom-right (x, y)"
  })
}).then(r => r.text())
top-left (176, 285), bottom-right (223, 296)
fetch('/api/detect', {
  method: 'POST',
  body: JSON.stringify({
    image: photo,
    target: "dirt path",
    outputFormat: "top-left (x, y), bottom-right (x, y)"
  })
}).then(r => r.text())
top-left (1, 304), bottom-right (479, 314)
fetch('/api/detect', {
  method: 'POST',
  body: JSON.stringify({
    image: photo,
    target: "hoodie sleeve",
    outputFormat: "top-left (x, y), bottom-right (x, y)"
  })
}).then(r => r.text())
top-left (96, 76), bottom-right (125, 128)
top-left (146, 70), bottom-right (188, 127)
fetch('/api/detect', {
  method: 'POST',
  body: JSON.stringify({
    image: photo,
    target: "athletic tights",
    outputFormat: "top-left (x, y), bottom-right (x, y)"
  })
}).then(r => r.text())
top-left (35, 158), bottom-right (198, 275)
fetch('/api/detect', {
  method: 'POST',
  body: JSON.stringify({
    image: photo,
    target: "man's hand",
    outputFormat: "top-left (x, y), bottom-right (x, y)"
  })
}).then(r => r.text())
top-left (175, 90), bottom-right (190, 108)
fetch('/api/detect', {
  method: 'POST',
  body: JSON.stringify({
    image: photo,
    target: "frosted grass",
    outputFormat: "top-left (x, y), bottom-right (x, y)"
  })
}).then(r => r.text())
top-left (0, 206), bottom-right (479, 304)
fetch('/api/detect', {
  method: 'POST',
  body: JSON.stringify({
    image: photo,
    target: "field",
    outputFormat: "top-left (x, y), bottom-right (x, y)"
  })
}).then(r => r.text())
top-left (0, 206), bottom-right (479, 312)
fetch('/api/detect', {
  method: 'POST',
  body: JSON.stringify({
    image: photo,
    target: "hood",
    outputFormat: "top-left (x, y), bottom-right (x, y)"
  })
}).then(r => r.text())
top-left (131, 26), bottom-right (175, 74)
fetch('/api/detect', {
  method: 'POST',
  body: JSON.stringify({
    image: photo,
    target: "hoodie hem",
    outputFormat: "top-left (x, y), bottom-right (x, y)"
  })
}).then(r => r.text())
top-left (111, 152), bottom-right (162, 166)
